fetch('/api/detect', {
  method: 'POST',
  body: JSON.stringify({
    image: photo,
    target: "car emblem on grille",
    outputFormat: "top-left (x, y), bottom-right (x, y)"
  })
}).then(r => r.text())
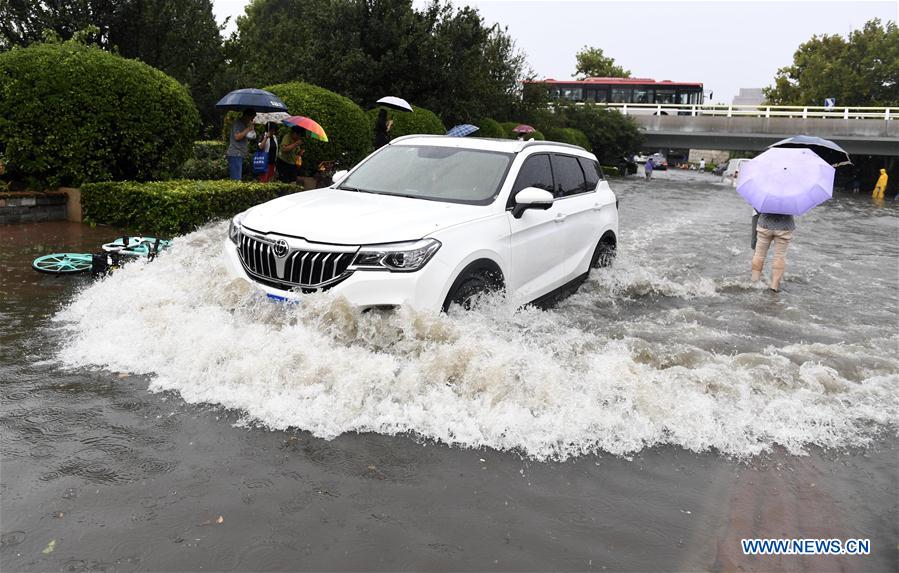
top-left (272, 239), bottom-right (289, 258)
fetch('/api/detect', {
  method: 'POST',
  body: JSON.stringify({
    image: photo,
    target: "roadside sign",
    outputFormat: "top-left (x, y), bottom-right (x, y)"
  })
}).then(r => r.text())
top-left (824, 98), bottom-right (836, 109)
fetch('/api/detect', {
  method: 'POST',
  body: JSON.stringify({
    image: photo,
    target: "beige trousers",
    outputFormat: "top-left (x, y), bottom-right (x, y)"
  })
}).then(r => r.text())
top-left (751, 227), bottom-right (793, 289)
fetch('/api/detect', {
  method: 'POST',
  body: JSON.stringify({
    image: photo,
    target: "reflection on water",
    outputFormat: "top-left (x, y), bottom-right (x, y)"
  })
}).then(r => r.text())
top-left (37, 170), bottom-right (899, 460)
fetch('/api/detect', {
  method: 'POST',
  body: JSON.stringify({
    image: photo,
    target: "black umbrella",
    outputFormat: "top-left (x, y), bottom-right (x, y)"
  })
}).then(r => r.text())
top-left (216, 88), bottom-right (288, 113)
top-left (768, 135), bottom-right (851, 167)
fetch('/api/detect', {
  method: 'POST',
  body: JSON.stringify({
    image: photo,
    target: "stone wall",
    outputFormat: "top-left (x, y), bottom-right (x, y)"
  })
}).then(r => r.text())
top-left (0, 192), bottom-right (68, 224)
top-left (688, 149), bottom-right (731, 165)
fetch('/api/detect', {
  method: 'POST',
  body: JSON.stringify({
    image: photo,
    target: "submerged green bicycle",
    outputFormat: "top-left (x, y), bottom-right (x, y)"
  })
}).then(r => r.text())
top-left (32, 236), bottom-right (172, 275)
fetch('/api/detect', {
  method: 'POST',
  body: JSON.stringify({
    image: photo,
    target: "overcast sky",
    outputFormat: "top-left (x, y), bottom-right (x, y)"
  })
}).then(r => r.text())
top-left (211, 0), bottom-right (898, 103)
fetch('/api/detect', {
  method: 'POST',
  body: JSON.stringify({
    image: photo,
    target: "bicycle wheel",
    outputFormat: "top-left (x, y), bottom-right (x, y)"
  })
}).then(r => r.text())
top-left (32, 253), bottom-right (93, 274)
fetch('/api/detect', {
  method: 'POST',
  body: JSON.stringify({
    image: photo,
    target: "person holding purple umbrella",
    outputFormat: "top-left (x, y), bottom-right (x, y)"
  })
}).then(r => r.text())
top-left (751, 212), bottom-right (794, 292)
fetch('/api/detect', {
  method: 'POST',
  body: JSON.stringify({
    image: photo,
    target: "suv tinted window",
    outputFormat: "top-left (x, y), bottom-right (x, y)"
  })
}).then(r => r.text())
top-left (512, 154), bottom-right (554, 195)
top-left (578, 157), bottom-right (602, 190)
top-left (551, 154), bottom-right (586, 197)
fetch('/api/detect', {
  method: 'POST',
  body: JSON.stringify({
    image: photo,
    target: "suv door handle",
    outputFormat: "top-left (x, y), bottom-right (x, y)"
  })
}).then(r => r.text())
top-left (554, 212), bottom-right (567, 223)
top-left (592, 202), bottom-right (602, 211)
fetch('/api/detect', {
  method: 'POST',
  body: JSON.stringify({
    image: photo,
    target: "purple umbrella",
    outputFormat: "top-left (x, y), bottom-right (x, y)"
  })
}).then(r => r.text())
top-left (736, 148), bottom-right (834, 215)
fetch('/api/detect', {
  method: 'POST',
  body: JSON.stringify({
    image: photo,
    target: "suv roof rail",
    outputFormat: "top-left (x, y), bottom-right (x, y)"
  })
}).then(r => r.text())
top-left (520, 140), bottom-right (588, 152)
top-left (387, 134), bottom-right (590, 154)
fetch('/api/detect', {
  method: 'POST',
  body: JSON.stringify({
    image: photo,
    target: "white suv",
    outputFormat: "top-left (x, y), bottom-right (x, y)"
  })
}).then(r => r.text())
top-left (223, 135), bottom-right (618, 312)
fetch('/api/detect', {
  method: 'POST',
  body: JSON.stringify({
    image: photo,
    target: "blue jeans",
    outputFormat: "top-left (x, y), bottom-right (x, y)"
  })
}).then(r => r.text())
top-left (227, 155), bottom-right (243, 180)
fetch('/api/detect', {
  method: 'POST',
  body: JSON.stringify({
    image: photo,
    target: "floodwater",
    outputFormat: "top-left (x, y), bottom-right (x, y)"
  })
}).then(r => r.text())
top-left (1, 170), bottom-right (897, 571)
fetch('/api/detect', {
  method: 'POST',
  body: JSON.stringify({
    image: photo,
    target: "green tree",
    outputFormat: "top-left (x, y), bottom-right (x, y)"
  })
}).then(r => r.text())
top-left (574, 46), bottom-right (630, 79)
top-left (764, 19), bottom-right (899, 106)
top-left (551, 104), bottom-right (642, 164)
top-left (0, 0), bottom-right (117, 50)
top-left (0, 0), bottom-right (227, 135)
top-left (229, 0), bottom-right (527, 126)
top-left (110, 0), bottom-right (226, 135)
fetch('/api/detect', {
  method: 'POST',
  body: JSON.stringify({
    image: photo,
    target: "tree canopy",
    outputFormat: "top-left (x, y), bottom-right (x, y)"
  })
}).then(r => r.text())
top-left (229, 0), bottom-right (527, 125)
top-left (0, 0), bottom-right (226, 134)
top-left (764, 18), bottom-right (898, 106)
top-left (574, 46), bottom-right (630, 79)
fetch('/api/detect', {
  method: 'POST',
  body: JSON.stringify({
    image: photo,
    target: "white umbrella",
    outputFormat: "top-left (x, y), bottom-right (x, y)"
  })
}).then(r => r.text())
top-left (253, 111), bottom-right (290, 124)
top-left (376, 96), bottom-right (413, 113)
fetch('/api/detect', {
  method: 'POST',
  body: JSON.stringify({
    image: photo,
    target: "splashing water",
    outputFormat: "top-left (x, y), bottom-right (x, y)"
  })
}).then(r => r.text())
top-left (52, 175), bottom-right (899, 460)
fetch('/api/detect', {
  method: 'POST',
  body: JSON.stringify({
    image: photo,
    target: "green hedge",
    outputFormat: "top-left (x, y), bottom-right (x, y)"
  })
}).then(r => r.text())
top-left (193, 140), bottom-right (227, 161)
top-left (82, 180), bottom-right (301, 235)
top-left (265, 82), bottom-right (372, 176)
top-left (475, 118), bottom-right (505, 138)
top-left (600, 165), bottom-right (621, 177)
top-left (543, 127), bottom-right (591, 150)
top-left (0, 41), bottom-right (199, 187)
top-left (368, 105), bottom-right (445, 138)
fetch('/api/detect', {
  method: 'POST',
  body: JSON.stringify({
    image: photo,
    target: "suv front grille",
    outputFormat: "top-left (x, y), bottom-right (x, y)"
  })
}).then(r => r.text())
top-left (237, 232), bottom-right (357, 291)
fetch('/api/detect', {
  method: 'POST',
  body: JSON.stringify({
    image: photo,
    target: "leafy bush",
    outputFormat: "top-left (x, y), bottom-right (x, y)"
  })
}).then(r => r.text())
top-left (0, 41), bottom-right (199, 187)
top-left (600, 165), bottom-right (621, 177)
top-left (193, 140), bottom-right (228, 161)
top-left (475, 118), bottom-right (505, 138)
top-left (81, 179), bottom-right (301, 235)
top-left (368, 105), bottom-right (445, 139)
top-left (176, 158), bottom-right (229, 180)
top-left (543, 127), bottom-right (591, 150)
top-left (265, 82), bottom-right (372, 176)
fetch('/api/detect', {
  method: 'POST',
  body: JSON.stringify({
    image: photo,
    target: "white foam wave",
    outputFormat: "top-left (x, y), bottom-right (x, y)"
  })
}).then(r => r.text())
top-left (52, 224), bottom-right (899, 460)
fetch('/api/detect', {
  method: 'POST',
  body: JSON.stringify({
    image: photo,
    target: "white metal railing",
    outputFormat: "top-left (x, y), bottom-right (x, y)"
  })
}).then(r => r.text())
top-left (588, 102), bottom-right (896, 120)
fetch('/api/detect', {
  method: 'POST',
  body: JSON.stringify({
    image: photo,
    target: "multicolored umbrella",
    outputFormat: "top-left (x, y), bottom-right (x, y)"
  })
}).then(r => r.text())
top-left (376, 96), bottom-right (413, 113)
top-left (283, 116), bottom-right (328, 142)
top-left (736, 148), bottom-right (834, 216)
top-left (512, 124), bottom-right (536, 134)
top-left (768, 135), bottom-right (852, 167)
top-left (216, 88), bottom-right (288, 113)
top-left (446, 124), bottom-right (479, 137)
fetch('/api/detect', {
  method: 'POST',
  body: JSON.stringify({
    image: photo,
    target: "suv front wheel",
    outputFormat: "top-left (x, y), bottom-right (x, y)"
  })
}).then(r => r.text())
top-left (442, 262), bottom-right (504, 312)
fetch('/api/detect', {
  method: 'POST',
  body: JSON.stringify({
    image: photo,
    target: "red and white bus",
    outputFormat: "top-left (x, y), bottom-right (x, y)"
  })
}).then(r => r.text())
top-left (532, 77), bottom-right (704, 106)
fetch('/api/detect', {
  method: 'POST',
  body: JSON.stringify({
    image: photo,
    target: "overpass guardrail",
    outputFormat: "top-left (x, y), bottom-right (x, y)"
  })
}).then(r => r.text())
top-left (596, 102), bottom-right (896, 120)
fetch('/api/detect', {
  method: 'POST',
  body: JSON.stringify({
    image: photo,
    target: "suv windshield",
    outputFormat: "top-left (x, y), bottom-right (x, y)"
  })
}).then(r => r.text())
top-left (338, 145), bottom-right (513, 205)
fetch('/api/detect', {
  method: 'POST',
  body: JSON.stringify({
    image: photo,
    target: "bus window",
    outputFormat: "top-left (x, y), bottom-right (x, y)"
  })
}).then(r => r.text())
top-left (677, 91), bottom-right (691, 104)
top-left (656, 89), bottom-right (676, 104)
top-left (611, 88), bottom-right (631, 103)
top-left (584, 89), bottom-right (596, 102)
top-left (633, 88), bottom-right (653, 104)
top-left (594, 90), bottom-right (608, 103)
top-left (562, 87), bottom-right (583, 100)
top-left (550, 89), bottom-right (561, 100)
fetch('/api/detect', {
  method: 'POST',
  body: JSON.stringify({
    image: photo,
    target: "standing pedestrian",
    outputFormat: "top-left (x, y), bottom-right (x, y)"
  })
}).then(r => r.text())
top-left (751, 212), bottom-right (794, 292)
top-left (645, 157), bottom-right (654, 180)
top-left (257, 122), bottom-right (279, 183)
top-left (374, 109), bottom-right (393, 150)
top-left (226, 109), bottom-right (257, 181)
top-left (277, 125), bottom-right (306, 184)
top-left (872, 168), bottom-right (888, 199)
top-left (699, 157), bottom-right (706, 172)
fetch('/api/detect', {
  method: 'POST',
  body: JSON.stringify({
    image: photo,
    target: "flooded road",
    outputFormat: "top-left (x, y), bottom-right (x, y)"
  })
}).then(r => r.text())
top-left (2, 170), bottom-right (897, 571)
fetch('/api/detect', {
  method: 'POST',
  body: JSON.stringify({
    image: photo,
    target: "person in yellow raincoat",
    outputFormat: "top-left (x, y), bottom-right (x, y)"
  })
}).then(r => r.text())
top-left (872, 168), bottom-right (888, 199)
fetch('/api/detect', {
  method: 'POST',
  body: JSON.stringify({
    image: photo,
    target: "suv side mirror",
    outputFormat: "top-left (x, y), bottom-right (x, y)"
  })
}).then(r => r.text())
top-left (332, 170), bottom-right (349, 184)
top-left (512, 187), bottom-right (554, 219)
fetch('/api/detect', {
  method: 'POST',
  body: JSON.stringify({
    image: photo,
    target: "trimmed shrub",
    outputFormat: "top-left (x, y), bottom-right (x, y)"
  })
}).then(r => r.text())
top-left (265, 82), bottom-right (372, 176)
top-left (555, 104), bottom-right (643, 165)
top-left (176, 140), bottom-right (230, 180)
top-left (543, 127), bottom-right (591, 150)
top-left (193, 140), bottom-right (228, 161)
top-left (368, 105), bottom-right (445, 139)
top-left (475, 118), bottom-right (505, 139)
top-left (600, 165), bottom-right (621, 177)
top-left (0, 41), bottom-right (199, 187)
top-left (81, 180), bottom-right (301, 235)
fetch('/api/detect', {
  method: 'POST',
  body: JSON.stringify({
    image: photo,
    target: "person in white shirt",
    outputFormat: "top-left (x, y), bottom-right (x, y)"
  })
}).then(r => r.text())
top-left (699, 158), bottom-right (706, 172)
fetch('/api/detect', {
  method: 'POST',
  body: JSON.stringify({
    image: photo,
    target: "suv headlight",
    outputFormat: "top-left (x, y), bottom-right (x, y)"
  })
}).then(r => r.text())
top-left (228, 213), bottom-right (245, 244)
top-left (350, 239), bottom-right (441, 272)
